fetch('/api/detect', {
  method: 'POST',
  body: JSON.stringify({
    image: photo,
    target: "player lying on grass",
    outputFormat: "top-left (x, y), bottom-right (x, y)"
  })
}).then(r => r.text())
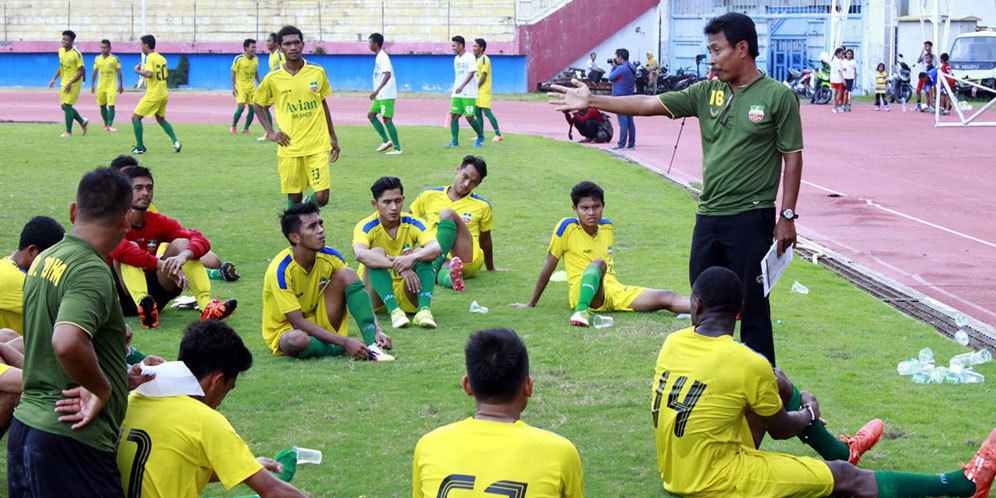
top-left (0, 216), bottom-right (65, 350)
top-left (652, 266), bottom-right (995, 498)
top-left (413, 328), bottom-right (584, 497)
top-left (109, 166), bottom-right (236, 328)
top-left (263, 202), bottom-right (393, 361)
top-left (511, 181), bottom-right (690, 326)
top-left (354, 177), bottom-right (442, 329)
top-left (409, 155), bottom-right (507, 292)
top-left (231, 38), bottom-right (261, 135)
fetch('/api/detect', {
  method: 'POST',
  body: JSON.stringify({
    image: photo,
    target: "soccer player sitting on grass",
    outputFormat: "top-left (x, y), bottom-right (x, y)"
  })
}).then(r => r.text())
top-left (131, 34), bottom-right (182, 154)
top-left (511, 181), bottom-right (690, 326)
top-left (115, 320), bottom-right (308, 497)
top-left (409, 155), bottom-right (507, 292)
top-left (231, 38), bottom-right (261, 135)
top-left (50, 30), bottom-right (88, 137)
top-left (0, 216), bottom-right (65, 350)
top-left (412, 328), bottom-right (584, 497)
top-left (262, 202), bottom-right (394, 361)
top-left (353, 177), bottom-right (442, 330)
top-left (652, 266), bottom-right (996, 498)
top-left (110, 166), bottom-right (236, 328)
top-left (90, 39), bottom-right (123, 132)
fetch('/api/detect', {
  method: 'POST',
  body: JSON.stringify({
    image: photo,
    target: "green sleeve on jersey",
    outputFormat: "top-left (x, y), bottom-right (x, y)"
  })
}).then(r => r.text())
top-left (774, 88), bottom-right (804, 152)
top-left (657, 81), bottom-right (703, 119)
top-left (54, 266), bottom-right (113, 337)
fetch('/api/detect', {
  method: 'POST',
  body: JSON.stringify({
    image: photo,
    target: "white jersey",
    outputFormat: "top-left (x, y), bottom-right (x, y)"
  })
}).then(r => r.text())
top-left (841, 58), bottom-right (857, 79)
top-left (830, 57), bottom-right (845, 84)
top-left (452, 51), bottom-right (478, 98)
top-left (373, 50), bottom-right (397, 99)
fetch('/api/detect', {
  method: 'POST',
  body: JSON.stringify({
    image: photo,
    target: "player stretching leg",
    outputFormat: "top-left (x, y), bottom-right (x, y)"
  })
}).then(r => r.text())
top-left (230, 38), bottom-right (261, 135)
top-left (367, 33), bottom-right (402, 155)
top-left (511, 181), bottom-right (689, 325)
top-left (91, 39), bottom-right (123, 131)
top-left (473, 38), bottom-right (503, 142)
top-left (49, 30), bottom-right (88, 137)
top-left (444, 35), bottom-right (485, 148)
top-left (131, 34), bottom-right (181, 154)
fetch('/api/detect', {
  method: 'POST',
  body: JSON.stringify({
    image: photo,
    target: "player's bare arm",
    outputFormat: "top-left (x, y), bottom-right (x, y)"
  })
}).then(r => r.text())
top-left (775, 151), bottom-right (802, 256)
top-left (50, 323), bottom-right (112, 429)
top-left (243, 466), bottom-right (308, 497)
top-left (90, 67), bottom-right (98, 93)
top-left (548, 79), bottom-right (670, 116)
top-left (370, 72), bottom-right (390, 100)
top-left (756, 390), bottom-right (820, 440)
top-left (49, 67), bottom-right (60, 88)
top-left (116, 66), bottom-right (124, 93)
top-left (252, 103), bottom-right (290, 146)
top-left (478, 69), bottom-right (488, 89)
top-left (231, 70), bottom-right (238, 97)
top-left (510, 252), bottom-right (560, 308)
top-left (456, 71), bottom-right (476, 95)
top-left (352, 243), bottom-right (396, 269)
top-left (0, 366), bottom-right (22, 394)
top-left (285, 309), bottom-right (369, 360)
top-left (479, 231), bottom-right (508, 271)
top-left (391, 241), bottom-right (441, 274)
top-left (322, 99), bottom-right (340, 162)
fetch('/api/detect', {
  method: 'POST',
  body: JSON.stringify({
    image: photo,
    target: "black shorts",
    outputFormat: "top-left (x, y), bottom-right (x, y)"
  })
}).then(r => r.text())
top-left (7, 418), bottom-right (124, 497)
top-left (844, 79), bottom-right (854, 92)
top-left (114, 267), bottom-right (181, 316)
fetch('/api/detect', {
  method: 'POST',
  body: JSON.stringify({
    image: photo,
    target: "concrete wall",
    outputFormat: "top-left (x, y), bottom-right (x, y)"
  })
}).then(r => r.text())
top-left (563, 7), bottom-right (662, 76)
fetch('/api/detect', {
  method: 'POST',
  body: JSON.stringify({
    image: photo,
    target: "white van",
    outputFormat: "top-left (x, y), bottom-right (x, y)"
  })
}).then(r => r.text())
top-left (948, 32), bottom-right (996, 93)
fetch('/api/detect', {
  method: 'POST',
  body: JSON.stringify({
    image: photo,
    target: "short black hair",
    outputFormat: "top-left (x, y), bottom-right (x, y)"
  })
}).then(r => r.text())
top-left (452, 35), bottom-right (465, 46)
top-left (570, 181), bottom-right (604, 206)
top-left (75, 168), bottom-right (132, 226)
top-left (475, 38), bottom-right (487, 50)
top-left (277, 25), bottom-right (303, 45)
top-left (243, 38), bottom-right (256, 49)
top-left (615, 48), bottom-right (629, 61)
top-left (109, 154), bottom-right (139, 171)
top-left (371, 176), bottom-right (403, 200)
top-left (834, 47), bottom-right (844, 56)
top-left (179, 320), bottom-right (253, 381)
top-left (101, 39), bottom-right (111, 46)
top-left (919, 71), bottom-right (928, 80)
top-left (19, 216), bottom-right (64, 252)
top-left (268, 32), bottom-right (277, 42)
top-left (845, 49), bottom-right (854, 56)
top-left (280, 202), bottom-right (320, 244)
top-left (460, 155), bottom-right (487, 179)
top-left (925, 41), bottom-right (933, 47)
top-left (940, 52), bottom-right (949, 62)
top-left (369, 32), bottom-right (384, 46)
top-left (691, 266), bottom-right (743, 315)
top-left (704, 12), bottom-right (758, 59)
top-left (125, 165), bottom-right (154, 184)
top-left (62, 30), bottom-right (76, 41)
top-left (465, 328), bottom-right (529, 403)
top-left (140, 34), bottom-right (156, 49)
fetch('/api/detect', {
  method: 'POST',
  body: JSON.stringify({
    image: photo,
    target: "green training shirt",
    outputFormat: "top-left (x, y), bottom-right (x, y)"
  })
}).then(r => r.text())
top-left (658, 74), bottom-right (803, 216)
top-left (15, 235), bottom-right (128, 453)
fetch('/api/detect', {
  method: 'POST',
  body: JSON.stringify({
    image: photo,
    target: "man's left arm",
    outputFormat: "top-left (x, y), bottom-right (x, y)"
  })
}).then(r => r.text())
top-left (321, 99), bottom-right (340, 163)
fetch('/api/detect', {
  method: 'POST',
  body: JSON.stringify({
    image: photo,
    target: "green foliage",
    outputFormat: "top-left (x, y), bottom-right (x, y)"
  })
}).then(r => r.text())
top-left (167, 54), bottom-right (189, 88)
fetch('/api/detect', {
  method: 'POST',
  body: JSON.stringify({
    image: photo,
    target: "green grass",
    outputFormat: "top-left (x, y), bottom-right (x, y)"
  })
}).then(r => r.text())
top-left (0, 123), bottom-right (992, 497)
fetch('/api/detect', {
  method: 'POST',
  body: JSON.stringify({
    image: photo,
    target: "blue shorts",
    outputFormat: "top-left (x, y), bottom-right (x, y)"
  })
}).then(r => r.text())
top-left (844, 79), bottom-right (854, 92)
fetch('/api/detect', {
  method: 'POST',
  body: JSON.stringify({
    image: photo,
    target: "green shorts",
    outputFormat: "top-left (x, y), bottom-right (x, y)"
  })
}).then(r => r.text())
top-left (369, 98), bottom-right (395, 118)
top-left (450, 97), bottom-right (476, 117)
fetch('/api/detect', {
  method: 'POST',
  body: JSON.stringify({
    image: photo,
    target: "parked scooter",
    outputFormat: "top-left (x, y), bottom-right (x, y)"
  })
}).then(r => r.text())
top-left (657, 66), bottom-right (700, 93)
top-left (784, 62), bottom-right (814, 98)
top-left (888, 53), bottom-right (913, 104)
top-left (809, 53), bottom-right (832, 105)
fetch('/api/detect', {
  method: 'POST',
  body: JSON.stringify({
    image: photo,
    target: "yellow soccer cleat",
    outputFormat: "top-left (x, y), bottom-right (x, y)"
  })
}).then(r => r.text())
top-left (390, 308), bottom-right (410, 329)
top-left (413, 308), bottom-right (437, 329)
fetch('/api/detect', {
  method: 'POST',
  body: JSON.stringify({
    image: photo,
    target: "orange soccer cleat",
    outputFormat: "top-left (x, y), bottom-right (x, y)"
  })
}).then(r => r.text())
top-left (448, 257), bottom-right (465, 292)
top-left (200, 298), bottom-right (238, 321)
top-left (839, 418), bottom-right (884, 465)
top-left (962, 428), bottom-right (996, 498)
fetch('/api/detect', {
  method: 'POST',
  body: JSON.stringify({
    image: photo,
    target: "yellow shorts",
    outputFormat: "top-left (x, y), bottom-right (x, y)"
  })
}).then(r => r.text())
top-left (700, 450), bottom-right (834, 497)
top-left (569, 277), bottom-right (645, 311)
top-left (475, 93), bottom-right (492, 109)
top-left (95, 87), bottom-right (117, 106)
top-left (460, 245), bottom-right (485, 278)
top-left (236, 88), bottom-right (255, 104)
top-left (60, 83), bottom-right (82, 106)
top-left (267, 291), bottom-right (349, 356)
top-left (134, 96), bottom-right (168, 118)
top-left (277, 152), bottom-right (331, 194)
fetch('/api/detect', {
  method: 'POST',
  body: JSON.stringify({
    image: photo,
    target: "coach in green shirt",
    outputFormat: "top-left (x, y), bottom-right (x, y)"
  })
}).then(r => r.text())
top-left (549, 12), bottom-right (802, 365)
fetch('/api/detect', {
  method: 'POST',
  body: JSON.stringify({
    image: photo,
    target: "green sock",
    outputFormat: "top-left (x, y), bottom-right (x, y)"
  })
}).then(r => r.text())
top-left (126, 346), bottom-right (147, 366)
top-left (415, 261), bottom-right (435, 310)
top-left (273, 449), bottom-right (297, 483)
top-left (207, 268), bottom-right (223, 280)
top-left (244, 107), bottom-right (255, 129)
top-left (786, 385), bottom-right (850, 461)
top-left (369, 116), bottom-right (389, 142)
top-left (575, 264), bottom-right (603, 312)
top-left (344, 280), bottom-right (377, 346)
top-left (432, 219), bottom-right (457, 273)
top-left (100, 106), bottom-right (109, 126)
top-left (469, 117), bottom-right (484, 139)
top-left (71, 106), bottom-right (84, 124)
top-left (304, 192), bottom-right (316, 205)
top-left (265, 108), bottom-right (273, 127)
top-left (62, 104), bottom-right (73, 132)
top-left (437, 267), bottom-right (453, 289)
top-left (108, 106), bottom-right (115, 125)
top-left (159, 120), bottom-right (178, 142)
top-left (874, 469), bottom-right (975, 498)
top-left (133, 120), bottom-right (144, 148)
top-left (287, 199), bottom-right (296, 209)
top-left (385, 121), bottom-right (400, 149)
top-left (484, 108), bottom-right (501, 136)
top-left (450, 116), bottom-right (460, 143)
top-left (296, 336), bottom-right (345, 359)
top-left (232, 106), bottom-right (244, 127)
top-left (474, 106), bottom-right (484, 125)
top-left (369, 268), bottom-right (399, 313)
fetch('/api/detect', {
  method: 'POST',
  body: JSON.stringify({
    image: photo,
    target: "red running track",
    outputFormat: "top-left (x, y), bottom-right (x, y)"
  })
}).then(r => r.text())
top-left (3, 89), bottom-right (996, 325)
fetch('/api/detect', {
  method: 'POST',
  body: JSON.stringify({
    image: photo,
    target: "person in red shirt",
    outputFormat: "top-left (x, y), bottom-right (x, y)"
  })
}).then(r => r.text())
top-left (110, 166), bottom-right (236, 328)
top-left (939, 52), bottom-right (954, 113)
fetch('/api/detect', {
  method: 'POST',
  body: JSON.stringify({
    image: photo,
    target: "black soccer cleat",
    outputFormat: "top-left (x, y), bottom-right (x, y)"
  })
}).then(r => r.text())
top-left (219, 261), bottom-right (241, 282)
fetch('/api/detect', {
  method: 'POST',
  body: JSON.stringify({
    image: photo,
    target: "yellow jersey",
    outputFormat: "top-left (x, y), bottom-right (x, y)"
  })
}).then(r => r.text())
top-left (413, 417), bottom-right (585, 498)
top-left (116, 393), bottom-right (263, 498)
top-left (410, 186), bottom-right (493, 251)
top-left (353, 213), bottom-right (434, 282)
top-left (651, 327), bottom-right (782, 495)
top-left (261, 245), bottom-right (348, 354)
top-left (548, 217), bottom-right (619, 291)
top-left (93, 54), bottom-right (120, 91)
top-left (231, 53), bottom-right (259, 91)
top-left (477, 54), bottom-right (493, 97)
top-left (269, 50), bottom-right (285, 71)
top-left (58, 46), bottom-right (84, 86)
top-left (254, 61), bottom-right (332, 158)
top-left (0, 258), bottom-right (25, 333)
top-left (143, 52), bottom-right (169, 100)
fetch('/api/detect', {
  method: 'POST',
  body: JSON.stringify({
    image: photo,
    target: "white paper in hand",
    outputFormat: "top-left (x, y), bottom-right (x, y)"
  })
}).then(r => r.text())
top-left (760, 242), bottom-right (793, 297)
top-left (134, 361), bottom-right (205, 397)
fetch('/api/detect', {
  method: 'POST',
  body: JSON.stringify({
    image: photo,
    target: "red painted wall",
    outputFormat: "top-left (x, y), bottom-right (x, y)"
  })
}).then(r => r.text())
top-left (517, 0), bottom-right (659, 90)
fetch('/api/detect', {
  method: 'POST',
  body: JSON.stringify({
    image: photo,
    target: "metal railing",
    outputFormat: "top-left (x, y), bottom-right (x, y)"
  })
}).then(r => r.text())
top-left (672, 0), bottom-right (860, 17)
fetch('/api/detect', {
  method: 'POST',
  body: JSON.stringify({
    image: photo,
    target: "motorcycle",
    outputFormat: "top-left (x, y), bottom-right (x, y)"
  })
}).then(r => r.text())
top-left (657, 65), bottom-right (700, 94)
top-left (809, 58), bottom-right (832, 105)
top-left (784, 63), bottom-right (814, 98)
top-left (633, 62), bottom-right (651, 95)
top-left (887, 53), bottom-right (913, 104)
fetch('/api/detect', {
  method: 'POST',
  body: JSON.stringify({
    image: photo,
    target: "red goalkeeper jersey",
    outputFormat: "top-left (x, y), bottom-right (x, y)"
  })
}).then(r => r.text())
top-left (110, 212), bottom-right (211, 270)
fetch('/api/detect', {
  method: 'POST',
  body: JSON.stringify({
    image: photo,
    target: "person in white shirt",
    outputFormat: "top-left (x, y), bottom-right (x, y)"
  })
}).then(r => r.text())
top-left (841, 49), bottom-right (857, 111)
top-left (829, 47), bottom-right (845, 113)
top-left (444, 35), bottom-right (485, 148)
top-left (367, 33), bottom-right (402, 155)
top-left (587, 52), bottom-right (604, 82)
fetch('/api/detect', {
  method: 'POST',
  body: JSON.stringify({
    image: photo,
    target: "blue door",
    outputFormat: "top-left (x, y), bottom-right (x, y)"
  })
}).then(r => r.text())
top-left (769, 38), bottom-right (807, 82)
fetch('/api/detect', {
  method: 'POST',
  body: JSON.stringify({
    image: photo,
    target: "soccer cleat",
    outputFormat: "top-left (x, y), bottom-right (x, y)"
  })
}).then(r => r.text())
top-left (230, 126), bottom-right (237, 134)
top-left (367, 344), bottom-right (395, 362)
top-left (376, 141), bottom-right (393, 152)
top-left (81, 118), bottom-right (89, 135)
top-left (107, 126), bottom-right (117, 132)
top-left (447, 257), bottom-right (465, 292)
top-left (200, 298), bottom-right (237, 321)
top-left (385, 149), bottom-right (403, 155)
top-left (493, 135), bottom-right (503, 142)
top-left (137, 295), bottom-right (159, 329)
top-left (59, 132), bottom-right (72, 137)
top-left (570, 310), bottom-right (594, 327)
top-left (242, 129), bottom-right (251, 134)
top-left (443, 141), bottom-right (459, 148)
top-left (961, 428), bottom-right (996, 498)
top-left (413, 308), bottom-right (437, 329)
top-left (474, 137), bottom-right (484, 147)
top-left (219, 261), bottom-right (241, 282)
top-left (131, 146), bottom-right (147, 154)
top-left (390, 308), bottom-right (410, 329)
top-left (839, 418), bottom-right (884, 465)
top-left (173, 141), bottom-right (182, 153)
top-left (257, 135), bottom-right (268, 141)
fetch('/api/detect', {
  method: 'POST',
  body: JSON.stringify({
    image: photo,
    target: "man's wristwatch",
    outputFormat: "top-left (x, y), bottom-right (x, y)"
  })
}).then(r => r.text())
top-left (780, 208), bottom-right (798, 220)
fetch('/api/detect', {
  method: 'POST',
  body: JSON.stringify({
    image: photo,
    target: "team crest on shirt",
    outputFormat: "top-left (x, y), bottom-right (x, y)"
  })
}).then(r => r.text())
top-left (309, 81), bottom-right (318, 93)
top-left (402, 244), bottom-right (413, 255)
top-left (318, 277), bottom-right (329, 294)
top-left (607, 245), bottom-right (613, 258)
top-left (461, 212), bottom-right (473, 224)
top-left (748, 105), bottom-right (765, 123)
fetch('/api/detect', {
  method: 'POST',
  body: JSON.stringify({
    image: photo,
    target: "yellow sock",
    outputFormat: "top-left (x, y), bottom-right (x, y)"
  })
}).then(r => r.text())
top-left (120, 264), bottom-right (149, 307)
top-left (182, 259), bottom-right (212, 310)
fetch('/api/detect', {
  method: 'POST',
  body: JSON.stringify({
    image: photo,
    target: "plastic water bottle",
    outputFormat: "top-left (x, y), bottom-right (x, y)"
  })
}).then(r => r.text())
top-left (791, 281), bottom-right (809, 295)
top-left (950, 352), bottom-right (975, 368)
top-left (469, 301), bottom-right (489, 314)
top-left (954, 329), bottom-right (970, 346)
top-left (911, 372), bottom-right (930, 384)
top-left (592, 315), bottom-right (614, 329)
top-left (897, 359), bottom-right (923, 376)
top-left (961, 369), bottom-right (985, 384)
top-left (918, 347), bottom-right (934, 364)
top-left (945, 365), bottom-right (963, 383)
top-left (929, 366), bottom-right (948, 384)
top-left (293, 446), bottom-right (322, 465)
top-left (675, 313), bottom-right (691, 320)
top-left (955, 314), bottom-right (969, 328)
top-left (972, 349), bottom-right (992, 365)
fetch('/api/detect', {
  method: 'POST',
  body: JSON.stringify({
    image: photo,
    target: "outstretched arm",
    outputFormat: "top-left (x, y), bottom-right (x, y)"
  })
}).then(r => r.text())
top-left (510, 252), bottom-right (560, 308)
top-left (548, 79), bottom-right (670, 116)
top-left (244, 467), bottom-right (307, 497)
top-left (479, 231), bottom-right (508, 271)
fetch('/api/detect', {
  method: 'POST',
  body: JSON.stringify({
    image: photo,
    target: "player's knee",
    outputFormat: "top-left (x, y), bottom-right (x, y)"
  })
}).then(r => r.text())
top-left (827, 461), bottom-right (874, 497)
top-left (383, 117), bottom-right (393, 123)
top-left (439, 208), bottom-right (459, 221)
top-left (367, 112), bottom-right (377, 119)
top-left (336, 267), bottom-right (360, 284)
top-left (589, 259), bottom-right (608, 273)
top-left (281, 331), bottom-right (312, 356)
top-left (168, 238), bottom-right (190, 252)
top-left (314, 190), bottom-right (330, 206)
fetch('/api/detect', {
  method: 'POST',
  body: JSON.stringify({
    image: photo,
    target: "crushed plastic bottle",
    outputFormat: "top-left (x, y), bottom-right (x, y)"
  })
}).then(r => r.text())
top-left (972, 349), bottom-right (992, 365)
top-left (918, 347), bottom-right (934, 364)
top-left (961, 369), bottom-right (985, 384)
top-left (945, 365), bottom-right (963, 383)
top-left (950, 352), bottom-right (975, 369)
top-left (955, 314), bottom-right (969, 328)
top-left (911, 372), bottom-right (930, 384)
top-left (592, 315), bottom-right (614, 329)
top-left (897, 359), bottom-right (925, 376)
top-left (791, 281), bottom-right (809, 295)
top-left (293, 446), bottom-right (322, 465)
top-left (469, 301), bottom-right (489, 314)
top-left (954, 329), bottom-right (970, 346)
top-left (929, 366), bottom-right (949, 384)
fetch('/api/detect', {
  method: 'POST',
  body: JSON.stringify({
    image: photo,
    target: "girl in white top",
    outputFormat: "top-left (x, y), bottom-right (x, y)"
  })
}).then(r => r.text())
top-left (841, 49), bottom-right (858, 111)
top-left (829, 48), bottom-right (845, 113)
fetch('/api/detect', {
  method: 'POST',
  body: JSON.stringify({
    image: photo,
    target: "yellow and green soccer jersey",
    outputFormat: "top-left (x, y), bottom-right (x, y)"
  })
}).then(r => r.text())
top-left (254, 61), bottom-right (332, 158)
top-left (116, 393), bottom-right (263, 498)
top-left (651, 327), bottom-right (783, 495)
top-left (143, 52), bottom-right (169, 100)
top-left (413, 417), bottom-right (585, 498)
top-left (548, 217), bottom-right (620, 290)
top-left (231, 54), bottom-right (258, 92)
top-left (58, 46), bottom-right (84, 87)
top-left (0, 258), bottom-right (25, 333)
top-left (93, 54), bottom-right (120, 91)
top-left (261, 245), bottom-right (348, 354)
top-left (353, 213), bottom-right (434, 281)
top-left (410, 186), bottom-right (493, 252)
top-left (268, 50), bottom-right (285, 71)
top-left (477, 54), bottom-right (493, 97)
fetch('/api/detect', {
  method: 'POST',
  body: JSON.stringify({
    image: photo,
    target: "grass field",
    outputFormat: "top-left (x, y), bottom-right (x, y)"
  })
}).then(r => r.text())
top-left (0, 122), bottom-right (992, 497)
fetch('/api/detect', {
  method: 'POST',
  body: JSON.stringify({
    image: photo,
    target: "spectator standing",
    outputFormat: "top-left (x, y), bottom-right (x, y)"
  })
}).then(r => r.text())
top-left (874, 62), bottom-right (889, 111)
top-left (829, 48), bottom-right (845, 113)
top-left (841, 49), bottom-right (857, 111)
top-left (916, 51), bottom-right (935, 109)
top-left (608, 48), bottom-right (636, 149)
